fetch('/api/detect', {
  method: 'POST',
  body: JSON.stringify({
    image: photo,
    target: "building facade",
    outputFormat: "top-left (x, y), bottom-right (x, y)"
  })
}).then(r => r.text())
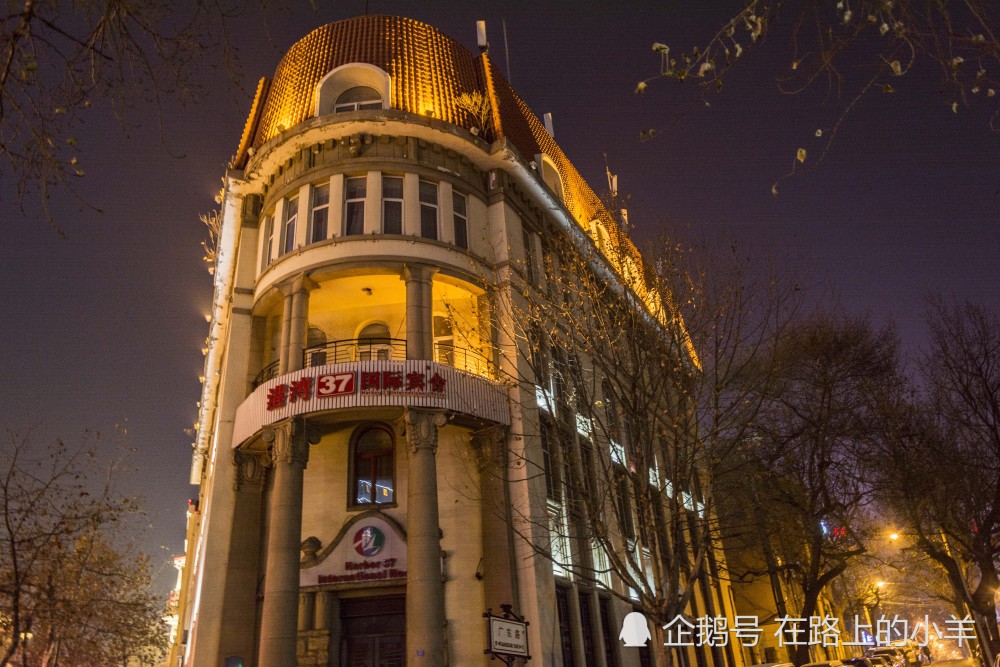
top-left (175, 16), bottom-right (740, 667)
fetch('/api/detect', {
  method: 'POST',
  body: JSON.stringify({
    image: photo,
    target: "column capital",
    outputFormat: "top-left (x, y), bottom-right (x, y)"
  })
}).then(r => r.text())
top-left (403, 409), bottom-right (447, 454)
top-left (401, 263), bottom-right (439, 284)
top-left (470, 426), bottom-right (508, 471)
top-left (233, 449), bottom-right (269, 490)
top-left (262, 419), bottom-right (319, 467)
top-left (278, 273), bottom-right (319, 296)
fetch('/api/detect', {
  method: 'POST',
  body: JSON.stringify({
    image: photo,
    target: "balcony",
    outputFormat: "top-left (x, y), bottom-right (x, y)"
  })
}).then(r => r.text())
top-left (252, 337), bottom-right (495, 388)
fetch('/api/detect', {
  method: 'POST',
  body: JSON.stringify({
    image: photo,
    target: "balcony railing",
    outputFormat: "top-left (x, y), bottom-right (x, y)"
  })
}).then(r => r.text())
top-left (303, 337), bottom-right (408, 368)
top-left (251, 337), bottom-right (497, 389)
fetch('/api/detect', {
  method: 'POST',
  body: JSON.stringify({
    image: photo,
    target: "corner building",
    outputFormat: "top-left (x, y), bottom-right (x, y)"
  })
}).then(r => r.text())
top-left (179, 16), bottom-right (738, 667)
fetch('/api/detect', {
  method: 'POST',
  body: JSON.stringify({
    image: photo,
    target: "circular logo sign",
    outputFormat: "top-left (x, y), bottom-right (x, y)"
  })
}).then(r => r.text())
top-left (353, 525), bottom-right (385, 557)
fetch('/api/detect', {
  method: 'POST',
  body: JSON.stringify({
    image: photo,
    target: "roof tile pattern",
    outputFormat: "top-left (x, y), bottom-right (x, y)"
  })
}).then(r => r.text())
top-left (249, 16), bottom-right (482, 151)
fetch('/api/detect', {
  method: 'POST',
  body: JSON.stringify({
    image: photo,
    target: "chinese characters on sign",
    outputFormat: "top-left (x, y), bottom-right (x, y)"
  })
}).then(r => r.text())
top-left (265, 370), bottom-right (447, 411)
top-left (656, 614), bottom-right (976, 648)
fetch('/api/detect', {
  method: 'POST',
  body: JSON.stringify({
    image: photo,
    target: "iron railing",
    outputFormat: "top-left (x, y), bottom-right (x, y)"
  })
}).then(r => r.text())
top-left (251, 337), bottom-right (498, 389)
top-left (302, 337), bottom-right (407, 368)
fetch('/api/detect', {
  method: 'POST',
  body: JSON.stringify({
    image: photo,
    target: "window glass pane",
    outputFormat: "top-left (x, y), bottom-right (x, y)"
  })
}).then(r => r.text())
top-left (454, 217), bottom-right (468, 249)
top-left (382, 176), bottom-right (403, 199)
top-left (382, 177), bottom-right (403, 234)
top-left (345, 202), bottom-right (364, 235)
top-left (336, 86), bottom-right (381, 104)
top-left (419, 180), bottom-right (437, 204)
top-left (313, 183), bottom-right (329, 206)
top-left (354, 458), bottom-right (373, 504)
top-left (452, 192), bottom-right (468, 249)
top-left (311, 208), bottom-right (328, 242)
top-left (346, 177), bottom-right (367, 199)
top-left (420, 205), bottom-right (437, 239)
top-left (383, 201), bottom-right (402, 234)
top-left (375, 456), bottom-right (394, 503)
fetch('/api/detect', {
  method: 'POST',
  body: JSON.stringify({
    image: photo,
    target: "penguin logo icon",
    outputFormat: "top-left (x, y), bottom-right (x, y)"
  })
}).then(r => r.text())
top-left (619, 611), bottom-right (652, 647)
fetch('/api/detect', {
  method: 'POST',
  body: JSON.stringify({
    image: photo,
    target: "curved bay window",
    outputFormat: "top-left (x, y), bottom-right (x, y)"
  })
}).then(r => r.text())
top-left (350, 426), bottom-right (395, 506)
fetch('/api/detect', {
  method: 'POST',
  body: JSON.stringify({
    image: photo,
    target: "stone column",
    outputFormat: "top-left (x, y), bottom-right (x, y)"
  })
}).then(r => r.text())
top-left (277, 290), bottom-right (294, 375)
top-left (258, 420), bottom-right (312, 667)
top-left (404, 409), bottom-right (447, 665)
top-left (401, 265), bottom-right (438, 361)
top-left (285, 274), bottom-right (317, 373)
top-left (472, 427), bottom-right (516, 611)
top-left (216, 449), bottom-right (267, 663)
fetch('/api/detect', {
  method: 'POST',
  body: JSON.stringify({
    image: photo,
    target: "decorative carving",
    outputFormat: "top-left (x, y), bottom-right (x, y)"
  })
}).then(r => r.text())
top-left (301, 536), bottom-right (322, 565)
top-left (233, 449), bottom-right (268, 490)
top-left (404, 409), bottom-right (447, 453)
top-left (470, 426), bottom-right (507, 471)
top-left (263, 419), bottom-right (311, 467)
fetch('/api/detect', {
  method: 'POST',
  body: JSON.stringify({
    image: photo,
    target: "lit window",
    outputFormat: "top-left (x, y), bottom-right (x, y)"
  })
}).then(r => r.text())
top-left (351, 427), bottom-right (394, 506)
top-left (281, 195), bottom-right (298, 255)
top-left (309, 183), bottom-right (329, 243)
top-left (382, 176), bottom-right (403, 234)
top-left (452, 192), bottom-right (468, 248)
top-left (419, 180), bottom-right (438, 240)
top-left (334, 86), bottom-right (382, 113)
top-left (356, 322), bottom-right (393, 361)
top-left (344, 177), bottom-right (366, 236)
top-left (433, 315), bottom-right (454, 366)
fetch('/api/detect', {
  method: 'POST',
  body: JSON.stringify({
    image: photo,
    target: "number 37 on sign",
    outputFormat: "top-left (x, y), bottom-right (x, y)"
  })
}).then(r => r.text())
top-left (316, 372), bottom-right (355, 397)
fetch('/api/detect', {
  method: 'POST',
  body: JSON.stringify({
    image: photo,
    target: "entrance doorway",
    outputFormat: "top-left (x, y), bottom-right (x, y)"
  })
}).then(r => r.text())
top-left (341, 597), bottom-right (405, 667)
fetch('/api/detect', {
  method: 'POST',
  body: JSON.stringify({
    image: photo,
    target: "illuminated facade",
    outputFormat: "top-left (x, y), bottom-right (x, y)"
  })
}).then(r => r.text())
top-left (175, 16), bottom-right (737, 667)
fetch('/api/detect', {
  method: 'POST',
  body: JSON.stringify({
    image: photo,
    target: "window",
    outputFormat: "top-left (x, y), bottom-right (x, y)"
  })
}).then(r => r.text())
top-left (614, 466), bottom-right (635, 541)
top-left (334, 86), bottom-right (383, 113)
top-left (382, 176), bottom-right (403, 234)
top-left (344, 176), bottom-right (366, 235)
top-left (540, 154), bottom-right (564, 202)
top-left (260, 216), bottom-right (273, 271)
top-left (452, 192), bottom-right (468, 249)
top-left (357, 322), bottom-right (393, 361)
top-left (599, 597), bottom-right (620, 667)
top-left (281, 195), bottom-right (298, 255)
top-left (579, 593), bottom-right (597, 666)
top-left (310, 183), bottom-right (329, 243)
top-left (540, 417), bottom-right (559, 501)
top-left (522, 227), bottom-right (536, 283)
top-left (419, 180), bottom-right (438, 240)
top-left (350, 426), bottom-right (395, 506)
top-left (555, 585), bottom-right (577, 667)
top-left (433, 315), bottom-right (454, 366)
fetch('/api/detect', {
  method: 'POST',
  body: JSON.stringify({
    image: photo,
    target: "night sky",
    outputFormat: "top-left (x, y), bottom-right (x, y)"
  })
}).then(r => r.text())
top-left (2, 2), bottom-right (997, 593)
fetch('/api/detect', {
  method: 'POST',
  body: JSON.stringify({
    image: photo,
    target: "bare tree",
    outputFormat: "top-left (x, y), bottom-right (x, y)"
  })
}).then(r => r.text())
top-left (0, 430), bottom-right (165, 666)
top-left (0, 0), bottom-right (232, 232)
top-left (492, 213), bottom-right (799, 665)
top-left (877, 298), bottom-right (1000, 666)
top-left (727, 315), bottom-right (901, 666)
top-left (636, 1), bottom-right (1000, 189)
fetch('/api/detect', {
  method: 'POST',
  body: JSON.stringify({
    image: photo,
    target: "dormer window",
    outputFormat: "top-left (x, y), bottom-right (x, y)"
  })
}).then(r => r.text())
top-left (334, 86), bottom-right (383, 113)
top-left (315, 63), bottom-right (391, 116)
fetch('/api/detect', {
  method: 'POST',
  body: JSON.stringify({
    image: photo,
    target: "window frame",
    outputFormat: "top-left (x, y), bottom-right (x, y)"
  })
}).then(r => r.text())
top-left (452, 191), bottom-right (468, 249)
top-left (418, 180), bottom-right (439, 240)
top-left (382, 175), bottom-right (404, 235)
top-left (344, 176), bottom-right (367, 236)
top-left (281, 195), bottom-right (298, 256)
top-left (348, 425), bottom-right (396, 508)
top-left (260, 215), bottom-right (274, 272)
top-left (333, 86), bottom-right (383, 113)
top-left (309, 182), bottom-right (330, 243)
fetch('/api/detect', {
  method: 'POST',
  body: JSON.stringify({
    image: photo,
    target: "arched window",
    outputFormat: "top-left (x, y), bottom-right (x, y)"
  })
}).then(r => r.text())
top-left (350, 426), bottom-right (395, 506)
top-left (540, 155), bottom-right (564, 202)
top-left (334, 86), bottom-right (382, 113)
top-left (356, 322), bottom-right (393, 361)
top-left (314, 63), bottom-right (391, 116)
